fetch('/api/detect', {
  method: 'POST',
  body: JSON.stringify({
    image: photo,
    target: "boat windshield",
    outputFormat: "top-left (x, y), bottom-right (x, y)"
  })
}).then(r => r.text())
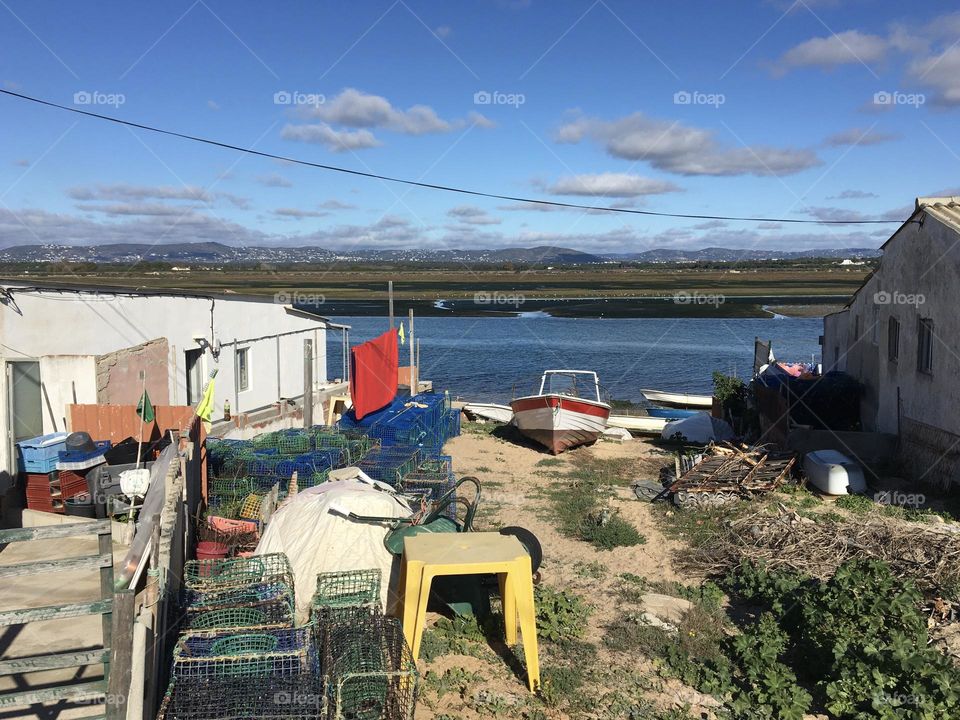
top-left (540, 372), bottom-right (601, 402)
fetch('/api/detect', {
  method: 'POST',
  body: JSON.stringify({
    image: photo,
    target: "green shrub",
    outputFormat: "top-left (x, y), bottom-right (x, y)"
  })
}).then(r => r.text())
top-left (834, 494), bottom-right (875, 514)
top-left (580, 514), bottom-right (646, 549)
top-left (535, 585), bottom-right (591, 644)
top-left (727, 559), bottom-right (960, 718)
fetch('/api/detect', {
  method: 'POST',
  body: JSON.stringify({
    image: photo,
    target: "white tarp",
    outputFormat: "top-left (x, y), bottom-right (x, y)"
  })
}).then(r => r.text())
top-left (255, 479), bottom-right (413, 621)
top-left (661, 413), bottom-right (734, 444)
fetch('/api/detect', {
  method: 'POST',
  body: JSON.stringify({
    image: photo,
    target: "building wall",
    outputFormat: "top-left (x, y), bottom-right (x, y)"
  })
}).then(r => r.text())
top-left (96, 337), bottom-right (170, 406)
top-left (0, 288), bottom-right (331, 477)
top-left (38, 355), bottom-right (98, 432)
top-left (823, 212), bottom-right (960, 485)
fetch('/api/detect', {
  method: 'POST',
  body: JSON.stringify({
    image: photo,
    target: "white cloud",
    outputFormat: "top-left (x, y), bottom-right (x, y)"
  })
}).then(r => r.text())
top-left (806, 206), bottom-right (870, 223)
top-left (257, 173), bottom-right (293, 187)
top-left (828, 189), bottom-right (878, 200)
top-left (909, 46), bottom-right (960, 105)
top-left (273, 207), bottom-right (328, 219)
top-left (435, 25), bottom-right (452, 38)
top-left (823, 127), bottom-right (900, 147)
top-left (207, 100), bottom-right (221, 111)
top-left (318, 199), bottom-right (356, 210)
top-left (76, 202), bottom-right (201, 217)
top-left (466, 111), bottom-right (496, 129)
top-left (556, 113), bottom-right (820, 176)
top-left (777, 30), bottom-right (888, 71)
top-left (280, 123), bottom-right (382, 151)
top-left (447, 205), bottom-right (501, 225)
top-left (545, 172), bottom-right (680, 197)
top-left (69, 184), bottom-right (214, 202)
top-left (298, 88), bottom-right (452, 135)
top-left (692, 220), bottom-right (727, 230)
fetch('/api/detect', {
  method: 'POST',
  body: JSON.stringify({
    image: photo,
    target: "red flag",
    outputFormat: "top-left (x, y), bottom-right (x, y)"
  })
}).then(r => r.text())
top-left (349, 328), bottom-right (399, 419)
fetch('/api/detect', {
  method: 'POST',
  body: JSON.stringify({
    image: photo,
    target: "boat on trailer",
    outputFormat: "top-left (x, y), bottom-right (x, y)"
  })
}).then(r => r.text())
top-left (511, 370), bottom-right (611, 454)
top-left (640, 388), bottom-right (713, 409)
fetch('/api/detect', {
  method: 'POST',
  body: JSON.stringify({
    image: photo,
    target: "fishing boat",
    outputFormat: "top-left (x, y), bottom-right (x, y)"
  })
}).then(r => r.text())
top-left (645, 407), bottom-right (702, 419)
top-left (511, 370), bottom-right (611, 454)
top-left (462, 402), bottom-right (513, 424)
top-left (607, 414), bottom-right (667, 435)
top-left (639, 388), bottom-right (713, 409)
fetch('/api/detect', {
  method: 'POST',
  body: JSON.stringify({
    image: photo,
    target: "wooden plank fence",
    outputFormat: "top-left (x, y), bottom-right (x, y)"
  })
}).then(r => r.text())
top-left (0, 519), bottom-right (115, 716)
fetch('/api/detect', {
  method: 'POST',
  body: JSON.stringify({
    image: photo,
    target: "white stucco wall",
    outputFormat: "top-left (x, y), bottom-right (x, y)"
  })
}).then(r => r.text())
top-left (0, 287), bottom-right (333, 477)
top-left (823, 212), bottom-right (960, 437)
top-left (38, 355), bottom-right (98, 433)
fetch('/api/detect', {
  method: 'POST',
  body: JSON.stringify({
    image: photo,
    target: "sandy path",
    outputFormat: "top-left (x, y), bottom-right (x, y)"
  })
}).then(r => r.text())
top-left (412, 427), bottom-right (696, 719)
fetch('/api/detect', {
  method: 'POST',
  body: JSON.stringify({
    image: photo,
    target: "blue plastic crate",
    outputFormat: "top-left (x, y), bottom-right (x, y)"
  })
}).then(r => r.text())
top-left (57, 440), bottom-right (111, 464)
top-left (17, 432), bottom-right (68, 473)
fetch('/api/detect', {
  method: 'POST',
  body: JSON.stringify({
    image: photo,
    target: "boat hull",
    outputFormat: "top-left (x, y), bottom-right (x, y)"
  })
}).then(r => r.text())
top-left (640, 389), bottom-right (713, 409)
top-left (645, 407), bottom-right (701, 419)
top-left (510, 394), bottom-right (610, 454)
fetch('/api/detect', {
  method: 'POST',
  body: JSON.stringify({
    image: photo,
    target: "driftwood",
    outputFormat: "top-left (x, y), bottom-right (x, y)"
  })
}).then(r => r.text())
top-left (678, 507), bottom-right (960, 596)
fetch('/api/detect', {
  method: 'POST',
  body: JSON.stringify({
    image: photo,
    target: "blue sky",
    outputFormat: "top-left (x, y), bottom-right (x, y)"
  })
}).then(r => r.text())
top-left (1, 0), bottom-right (959, 253)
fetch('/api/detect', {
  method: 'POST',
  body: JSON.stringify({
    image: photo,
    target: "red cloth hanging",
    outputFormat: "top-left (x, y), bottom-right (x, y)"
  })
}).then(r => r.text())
top-left (349, 328), bottom-right (399, 419)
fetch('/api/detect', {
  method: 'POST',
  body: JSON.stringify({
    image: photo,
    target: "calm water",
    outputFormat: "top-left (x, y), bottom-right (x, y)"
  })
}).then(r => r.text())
top-left (326, 316), bottom-right (823, 404)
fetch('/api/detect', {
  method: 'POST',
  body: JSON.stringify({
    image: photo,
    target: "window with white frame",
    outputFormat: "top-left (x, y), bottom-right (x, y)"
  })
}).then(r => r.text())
top-left (236, 347), bottom-right (250, 391)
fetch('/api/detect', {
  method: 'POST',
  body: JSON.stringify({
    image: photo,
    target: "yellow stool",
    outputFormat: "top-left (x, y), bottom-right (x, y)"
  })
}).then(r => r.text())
top-left (399, 532), bottom-right (540, 692)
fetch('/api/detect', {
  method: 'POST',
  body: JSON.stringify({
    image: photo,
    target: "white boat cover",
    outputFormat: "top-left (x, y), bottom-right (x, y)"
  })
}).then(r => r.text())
top-left (661, 413), bottom-right (734, 444)
top-left (255, 479), bottom-right (413, 622)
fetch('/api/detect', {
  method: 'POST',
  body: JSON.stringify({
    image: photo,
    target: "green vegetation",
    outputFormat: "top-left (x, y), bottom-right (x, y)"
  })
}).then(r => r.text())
top-left (8, 261), bottom-right (870, 317)
top-left (540, 454), bottom-right (646, 550)
top-left (534, 586), bottom-right (592, 645)
top-left (573, 560), bottom-right (607, 579)
top-left (621, 560), bottom-right (960, 719)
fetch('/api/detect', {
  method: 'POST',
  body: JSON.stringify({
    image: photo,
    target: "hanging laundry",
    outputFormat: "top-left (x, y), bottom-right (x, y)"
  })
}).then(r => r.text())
top-left (350, 328), bottom-right (399, 419)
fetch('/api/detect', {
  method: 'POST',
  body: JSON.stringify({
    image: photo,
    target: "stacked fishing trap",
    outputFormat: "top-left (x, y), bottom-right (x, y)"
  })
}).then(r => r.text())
top-left (340, 393), bottom-right (460, 496)
top-left (206, 428), bottom-right (378, 521)
top-left (311, 569), bottom-right (418, 720)
top-left (163, 553), bottom-right (321, 720)
top-left (162, 557), bottom-right (418, 720)
top-left (204, 393), bottom-right (461, 527)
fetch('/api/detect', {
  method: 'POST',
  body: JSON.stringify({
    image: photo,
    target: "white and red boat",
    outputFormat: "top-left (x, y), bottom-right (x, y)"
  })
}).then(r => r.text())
top-left (510, 370), bottom-right (611, 454)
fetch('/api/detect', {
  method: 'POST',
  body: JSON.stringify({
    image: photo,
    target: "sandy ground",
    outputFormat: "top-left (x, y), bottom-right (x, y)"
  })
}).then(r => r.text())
top-left (413, 426), bottom-right (699, 719)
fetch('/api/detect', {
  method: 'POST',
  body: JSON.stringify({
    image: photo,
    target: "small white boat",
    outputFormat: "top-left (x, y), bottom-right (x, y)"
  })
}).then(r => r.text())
top-left (462, 403), bottom-right (514, 424)
top-left (608, 415), bottom-right (668, 435)
top-left (640, 388), bottom-right (713, 409)
top-left (511, 370), bottom-right (610, 454)
top-left (803, 450), bottom-right (867, 495)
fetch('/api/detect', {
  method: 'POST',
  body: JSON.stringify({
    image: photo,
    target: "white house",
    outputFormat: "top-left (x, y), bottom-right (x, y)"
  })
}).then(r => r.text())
top-left (822, 197), bottom-right (960, 487)
top-left (0, 281), bottom-right (349, 484)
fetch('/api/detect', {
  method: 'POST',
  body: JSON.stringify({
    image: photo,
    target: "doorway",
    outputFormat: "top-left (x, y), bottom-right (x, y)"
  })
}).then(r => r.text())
top-left (7, 360), bottom-right (43, 471)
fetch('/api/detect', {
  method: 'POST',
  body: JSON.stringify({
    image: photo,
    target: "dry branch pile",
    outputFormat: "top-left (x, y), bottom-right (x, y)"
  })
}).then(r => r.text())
top-left (679, 506), bottom-right (960, 595)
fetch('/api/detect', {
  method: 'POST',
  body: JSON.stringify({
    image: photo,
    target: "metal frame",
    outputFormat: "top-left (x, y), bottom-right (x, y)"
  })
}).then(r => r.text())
top-left (537, 370), bottom-right (602, 403)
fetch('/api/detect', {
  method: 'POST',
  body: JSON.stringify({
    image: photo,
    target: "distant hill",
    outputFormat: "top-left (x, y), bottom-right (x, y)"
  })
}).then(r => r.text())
top-left (0, 242), bottom-right (879, 265)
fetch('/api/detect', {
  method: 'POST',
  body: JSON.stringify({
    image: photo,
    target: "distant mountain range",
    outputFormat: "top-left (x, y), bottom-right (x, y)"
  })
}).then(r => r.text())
top-left (0, 242), bottom-right (881, 265)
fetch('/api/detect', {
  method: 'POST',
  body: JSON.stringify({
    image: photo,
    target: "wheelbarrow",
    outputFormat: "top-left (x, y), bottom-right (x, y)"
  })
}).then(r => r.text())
top-left (340, 476), bottom-right (542, 616)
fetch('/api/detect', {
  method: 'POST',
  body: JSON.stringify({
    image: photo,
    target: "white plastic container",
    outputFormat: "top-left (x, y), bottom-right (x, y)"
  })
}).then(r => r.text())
top-left (803, 450), bottom-right (867, 495)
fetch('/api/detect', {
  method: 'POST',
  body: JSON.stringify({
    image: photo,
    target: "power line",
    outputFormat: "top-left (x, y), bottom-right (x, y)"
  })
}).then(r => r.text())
top-left (1, 88), bottom-right (903, 225)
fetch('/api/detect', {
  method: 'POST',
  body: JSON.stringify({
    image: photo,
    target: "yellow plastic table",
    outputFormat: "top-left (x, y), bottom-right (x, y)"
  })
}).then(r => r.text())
top-left (399, 532), bottom-right (540, 692)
